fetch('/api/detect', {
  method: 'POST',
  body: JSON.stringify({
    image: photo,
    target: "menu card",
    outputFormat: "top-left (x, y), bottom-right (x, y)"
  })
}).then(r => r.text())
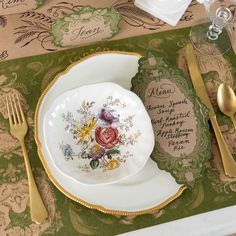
top-left (131, 52), bottom-right (211, 187)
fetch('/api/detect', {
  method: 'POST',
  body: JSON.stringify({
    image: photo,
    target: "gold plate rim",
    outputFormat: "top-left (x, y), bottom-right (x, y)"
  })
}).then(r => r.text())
top-left (34, 50), bottom-right (186, 216)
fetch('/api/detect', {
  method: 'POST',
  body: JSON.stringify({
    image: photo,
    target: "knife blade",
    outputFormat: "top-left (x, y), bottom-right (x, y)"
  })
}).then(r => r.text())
top-left (185, 43), bottom-right (236, 177)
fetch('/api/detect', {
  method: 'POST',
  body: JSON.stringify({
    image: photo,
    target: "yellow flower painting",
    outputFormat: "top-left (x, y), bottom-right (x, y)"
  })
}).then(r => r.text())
top-left (77, 118), bottom-right (97, 142)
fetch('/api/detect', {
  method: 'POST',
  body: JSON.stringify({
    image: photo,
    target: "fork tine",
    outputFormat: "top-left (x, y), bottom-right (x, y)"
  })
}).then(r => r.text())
top-left (16, 94), bottom-right (26, 123)
top-left (12, 94), bottom-right (21, 123)
top-left (9, 95), bottom-right (17, 124)
top-left (6, 95), bottom-right (13, 126)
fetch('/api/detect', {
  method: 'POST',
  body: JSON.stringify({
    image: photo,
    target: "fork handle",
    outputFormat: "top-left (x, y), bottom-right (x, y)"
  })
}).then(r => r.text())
top-left (20, 140), bottom-right (48, 224)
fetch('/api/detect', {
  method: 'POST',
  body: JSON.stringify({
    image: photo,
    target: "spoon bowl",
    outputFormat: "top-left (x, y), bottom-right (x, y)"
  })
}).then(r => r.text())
top-left (217, 83), bottom-right (236, 129)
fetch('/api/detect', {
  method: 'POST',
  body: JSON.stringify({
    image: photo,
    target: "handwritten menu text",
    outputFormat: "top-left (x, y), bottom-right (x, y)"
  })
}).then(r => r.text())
top-left (145, 79), bottom-right (197, 157)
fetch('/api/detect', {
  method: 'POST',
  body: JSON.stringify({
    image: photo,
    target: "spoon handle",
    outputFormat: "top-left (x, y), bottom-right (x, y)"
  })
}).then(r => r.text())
top-left (211, 116), bottom-right (236, 177)
top-left (231, 116), bottom-right (236, 130)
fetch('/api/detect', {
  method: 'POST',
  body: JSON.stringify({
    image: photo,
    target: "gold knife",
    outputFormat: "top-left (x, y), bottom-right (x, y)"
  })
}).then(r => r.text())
top-left (185, 43), bottom-right (236, 178)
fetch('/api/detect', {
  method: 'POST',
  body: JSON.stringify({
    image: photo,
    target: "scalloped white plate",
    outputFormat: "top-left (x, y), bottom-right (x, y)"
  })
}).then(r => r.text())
top-left (35, 51), bottom-right (185, 215)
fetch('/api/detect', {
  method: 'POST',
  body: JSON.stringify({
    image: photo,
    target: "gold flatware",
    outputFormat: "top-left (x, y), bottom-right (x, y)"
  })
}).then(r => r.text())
top-left (6, 94), bottom-right (48, 224)
top-left (185, 43), bottom-right (236, 178)
top-left (217, 83), bottom-right (236, 129)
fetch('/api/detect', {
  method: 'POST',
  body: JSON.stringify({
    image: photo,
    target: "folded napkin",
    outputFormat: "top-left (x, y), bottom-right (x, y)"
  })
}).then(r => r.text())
top-left (134, 0), bottom-right (199, 26)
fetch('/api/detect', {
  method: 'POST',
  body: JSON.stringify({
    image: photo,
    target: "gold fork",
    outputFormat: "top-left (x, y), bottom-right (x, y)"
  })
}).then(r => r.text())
top-left (6, 94), bottom-right (48, 224)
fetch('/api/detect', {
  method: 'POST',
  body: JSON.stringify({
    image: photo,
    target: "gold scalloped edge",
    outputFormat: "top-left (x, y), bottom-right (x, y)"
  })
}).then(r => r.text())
top-left (34, 50), bottom-right (187, 216)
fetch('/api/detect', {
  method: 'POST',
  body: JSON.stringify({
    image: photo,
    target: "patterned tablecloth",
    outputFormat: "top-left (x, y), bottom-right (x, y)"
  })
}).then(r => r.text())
top-left (1, 1), bottom-right (236, 236)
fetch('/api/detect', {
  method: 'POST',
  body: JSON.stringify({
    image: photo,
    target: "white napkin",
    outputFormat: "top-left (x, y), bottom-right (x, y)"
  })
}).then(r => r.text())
top-left (134, 0), bottom-right (193, 26)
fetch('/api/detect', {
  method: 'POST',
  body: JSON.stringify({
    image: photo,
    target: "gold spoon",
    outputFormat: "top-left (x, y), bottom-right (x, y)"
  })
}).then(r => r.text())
top-left (217, 83), bottom-right (236, 129)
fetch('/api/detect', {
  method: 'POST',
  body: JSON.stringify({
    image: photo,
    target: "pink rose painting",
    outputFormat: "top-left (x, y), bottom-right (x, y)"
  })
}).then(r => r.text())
top-left (95, 127), bottom-right (119, 149)
top-left (60, 96), bottom-right (141, 172)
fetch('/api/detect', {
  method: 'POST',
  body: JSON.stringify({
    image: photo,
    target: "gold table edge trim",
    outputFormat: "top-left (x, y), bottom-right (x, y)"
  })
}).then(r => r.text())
top-left (34, 50), bottom-right (187, 216)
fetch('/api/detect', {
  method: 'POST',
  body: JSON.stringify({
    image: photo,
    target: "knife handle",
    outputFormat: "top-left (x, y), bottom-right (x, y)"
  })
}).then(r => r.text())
top-left (210, 115), bottom-right (236, 177)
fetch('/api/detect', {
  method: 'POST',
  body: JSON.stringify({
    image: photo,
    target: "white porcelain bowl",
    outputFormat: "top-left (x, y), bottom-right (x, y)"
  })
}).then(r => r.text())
top-left (43, 82), bottom-right (154, 185)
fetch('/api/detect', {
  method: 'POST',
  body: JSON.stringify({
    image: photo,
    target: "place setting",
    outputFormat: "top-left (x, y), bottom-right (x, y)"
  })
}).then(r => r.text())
top-left (33, 44), bottom-right (220, 216)
top-left (35, 51), bottom-right (187, 215)
top-left (2, 0), bottom-right (236, 235)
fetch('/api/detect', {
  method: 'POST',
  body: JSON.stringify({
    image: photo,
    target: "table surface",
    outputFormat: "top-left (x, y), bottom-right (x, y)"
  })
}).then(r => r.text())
top-left (3, 0), bottom-right (236, 62)
top-left (1, 1), bottom-right (236, 236)
top-left (120, 205), bottom-right (236, 236)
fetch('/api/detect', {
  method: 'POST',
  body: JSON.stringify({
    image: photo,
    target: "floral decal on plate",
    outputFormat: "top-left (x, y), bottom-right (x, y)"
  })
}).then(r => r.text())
top-left (60, 96), bottom-right (141, 172)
